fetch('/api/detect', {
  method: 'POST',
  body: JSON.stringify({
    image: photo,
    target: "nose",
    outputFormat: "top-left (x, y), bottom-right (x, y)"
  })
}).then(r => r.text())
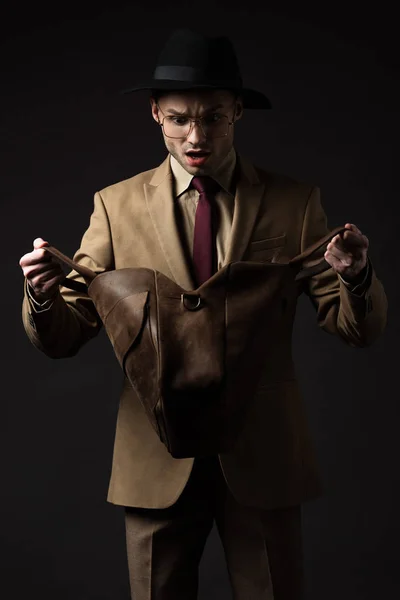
top-left (186, 120), bottom-right (207, 144)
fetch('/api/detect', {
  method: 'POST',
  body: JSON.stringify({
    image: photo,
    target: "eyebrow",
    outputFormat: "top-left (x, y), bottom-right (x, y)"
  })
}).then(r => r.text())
top-left (163, 104), bottom-right (225, 116)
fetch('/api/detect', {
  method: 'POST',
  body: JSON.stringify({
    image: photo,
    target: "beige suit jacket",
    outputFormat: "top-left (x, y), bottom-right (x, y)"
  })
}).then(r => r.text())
top-left (22, 154), bottom-right (387, 510)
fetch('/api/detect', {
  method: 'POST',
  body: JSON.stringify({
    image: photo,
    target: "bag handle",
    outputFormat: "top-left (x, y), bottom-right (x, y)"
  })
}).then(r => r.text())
top-left (290, 225), bottom-right (347, 281)
top-left (44, 246), bottom-right (96, 293)
top-left (44, 224), bottom-right (347, 291)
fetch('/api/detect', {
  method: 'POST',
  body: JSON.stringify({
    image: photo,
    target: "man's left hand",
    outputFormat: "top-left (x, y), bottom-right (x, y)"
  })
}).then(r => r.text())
top-left (324, 223), bottom-right (369, 283)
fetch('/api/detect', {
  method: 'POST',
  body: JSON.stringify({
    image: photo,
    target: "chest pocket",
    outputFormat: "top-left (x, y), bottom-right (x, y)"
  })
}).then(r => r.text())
top-left (245, 233), bottom-right (286, 262)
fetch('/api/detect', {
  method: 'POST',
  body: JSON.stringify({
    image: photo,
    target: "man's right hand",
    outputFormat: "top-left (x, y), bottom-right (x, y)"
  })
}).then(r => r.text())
top-left (19, 238), bottom-right (65, 304)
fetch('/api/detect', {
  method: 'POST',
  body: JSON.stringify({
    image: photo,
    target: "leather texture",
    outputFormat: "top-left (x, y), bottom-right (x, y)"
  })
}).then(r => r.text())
top-left (44, 226), bottom-right (345, 458)
top-left (21, 155), bottom-right (388, 509)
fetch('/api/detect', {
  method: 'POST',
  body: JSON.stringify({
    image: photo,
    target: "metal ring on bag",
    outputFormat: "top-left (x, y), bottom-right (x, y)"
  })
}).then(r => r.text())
top-left (181, 293), bottom-right (204, 311)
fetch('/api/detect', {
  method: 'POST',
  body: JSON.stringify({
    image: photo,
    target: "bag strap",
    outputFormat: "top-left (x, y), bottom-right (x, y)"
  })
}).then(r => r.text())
top-left (44, 246), bottom-right (96, 293)
top-left (44, 224), bottom-right (347, 291)
top-left (290, 225), bottom-right (347, 281)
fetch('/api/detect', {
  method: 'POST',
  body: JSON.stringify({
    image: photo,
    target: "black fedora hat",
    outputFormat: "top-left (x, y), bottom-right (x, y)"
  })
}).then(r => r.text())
top-left (123, 28), bottom-right (271, 110)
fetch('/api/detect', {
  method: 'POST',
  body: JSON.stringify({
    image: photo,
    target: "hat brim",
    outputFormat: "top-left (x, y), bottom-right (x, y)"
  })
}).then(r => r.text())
top-left (122, 80), bottom-right (271, 109)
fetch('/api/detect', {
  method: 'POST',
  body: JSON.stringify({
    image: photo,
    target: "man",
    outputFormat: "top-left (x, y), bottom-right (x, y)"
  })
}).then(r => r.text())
top-left (19, 28), bottom-right (387, 600)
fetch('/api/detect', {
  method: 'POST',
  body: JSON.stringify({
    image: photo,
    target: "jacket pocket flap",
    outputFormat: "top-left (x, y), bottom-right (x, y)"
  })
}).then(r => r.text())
top-left (249, 234), bottom-right (286, 252)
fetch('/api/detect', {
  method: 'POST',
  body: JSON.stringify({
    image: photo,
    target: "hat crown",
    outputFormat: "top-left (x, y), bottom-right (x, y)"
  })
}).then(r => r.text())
top-left (123, 28), bottom-right (272, 110)
top-left (154, 29), bottom-right (242, 85)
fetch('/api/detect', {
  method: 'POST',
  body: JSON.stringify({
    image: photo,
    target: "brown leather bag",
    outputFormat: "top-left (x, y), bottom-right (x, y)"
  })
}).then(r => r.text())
top-left (45, 226), bottom-right (345, 458)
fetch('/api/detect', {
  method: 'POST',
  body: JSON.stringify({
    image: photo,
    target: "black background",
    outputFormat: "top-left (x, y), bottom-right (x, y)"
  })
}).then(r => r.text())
top-left (2, 1), bottom-right (399, 598)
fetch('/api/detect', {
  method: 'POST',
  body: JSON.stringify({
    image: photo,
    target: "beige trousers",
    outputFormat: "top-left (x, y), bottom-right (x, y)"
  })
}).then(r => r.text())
top-left (125, 456), bottom-right (304, 600)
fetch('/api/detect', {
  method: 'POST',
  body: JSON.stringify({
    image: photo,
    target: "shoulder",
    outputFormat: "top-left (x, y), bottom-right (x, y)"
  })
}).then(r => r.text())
top-left (240, 158), bottom-right (322, 233)
top-left (254, 163), bottom-right (316, 198)
top-left (238, 154), bottom-right (316, 198)
top-left (96, 165), bottom-right (160, 201)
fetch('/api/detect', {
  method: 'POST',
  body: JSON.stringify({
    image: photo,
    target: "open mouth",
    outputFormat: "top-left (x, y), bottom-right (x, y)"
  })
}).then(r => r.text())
top-left (186, 150), bottom-right (210, 156)
top-left (185, 151), bottom-right (211, 166)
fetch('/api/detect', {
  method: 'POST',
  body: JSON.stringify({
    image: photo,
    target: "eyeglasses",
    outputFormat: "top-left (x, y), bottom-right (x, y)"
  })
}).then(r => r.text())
top-left (156, 104), bottom-right (235, 139)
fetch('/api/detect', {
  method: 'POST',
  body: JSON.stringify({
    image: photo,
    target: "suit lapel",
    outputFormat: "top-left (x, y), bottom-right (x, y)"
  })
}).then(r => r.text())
top-left (224, 154), bottom-right (266, 265)
top-left (144, 153), bottom-right (265, 286)
top-left (144, 157), bottom-right (195, 290)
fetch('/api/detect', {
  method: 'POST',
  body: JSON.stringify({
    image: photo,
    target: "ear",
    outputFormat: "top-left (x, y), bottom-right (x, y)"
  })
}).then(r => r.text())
top-left (150, 97), bottom-right (160, 123)
top-left (234, 98), bottom-right (244, 122)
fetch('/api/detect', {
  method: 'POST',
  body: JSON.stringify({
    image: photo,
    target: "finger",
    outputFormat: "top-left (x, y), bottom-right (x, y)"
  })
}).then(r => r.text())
top-left (325, 250), bottom-right (359, 274)
top-left (327, 236), bottom-right (354, 257)
top-left (19, 252), bottom-right (31, 268)
top-left (330, 236), bottom-right (356, 255)
top-left (330, 231), bottom-right (368, 251)
top-left (23, 262), bottom-right (63, 281)
top-left (341, 227), bottom-right (369, 249)
top-left (344, 223), bottom-right (363, 236)
top-left (30, 273), bottom-right (64, 292)
top-left (324, 251), bottom-right (345, 272)
top-left (342, 229), bottom-right (368, 247)
top-left (33, 238), bottom-right (50, 250)
top-left (325, 246), bottom-right (353, 267)
top-left (20, 247), bottom-right (54, 268)
top-left (29, 269), bottom-right (65, 290)
top-left (29, 274), bottom-right (64, 301)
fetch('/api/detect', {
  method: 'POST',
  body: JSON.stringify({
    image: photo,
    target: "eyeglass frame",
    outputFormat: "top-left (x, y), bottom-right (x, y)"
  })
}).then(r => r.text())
top-left (155, 103), bottom-right (237, 139)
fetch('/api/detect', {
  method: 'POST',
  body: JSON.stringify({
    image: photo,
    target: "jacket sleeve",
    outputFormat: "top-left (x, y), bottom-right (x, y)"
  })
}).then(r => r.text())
top-left (301, 186), bottom-right (388, 347)
top-left (21, 192), bottom-right (114, 358)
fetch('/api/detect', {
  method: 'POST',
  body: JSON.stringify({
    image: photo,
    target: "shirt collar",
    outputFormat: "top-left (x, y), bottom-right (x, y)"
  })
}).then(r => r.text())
top-left (170, 147), bottom-right (237, 198)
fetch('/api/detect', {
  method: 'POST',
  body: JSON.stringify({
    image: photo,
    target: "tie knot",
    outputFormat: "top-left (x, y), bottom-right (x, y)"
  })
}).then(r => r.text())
top-left (191, 176), bottom-right (220, 196)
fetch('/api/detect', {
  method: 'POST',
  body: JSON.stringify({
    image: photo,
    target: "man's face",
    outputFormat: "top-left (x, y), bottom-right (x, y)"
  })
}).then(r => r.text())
top-left (150, 89), bottom-right (243, 176)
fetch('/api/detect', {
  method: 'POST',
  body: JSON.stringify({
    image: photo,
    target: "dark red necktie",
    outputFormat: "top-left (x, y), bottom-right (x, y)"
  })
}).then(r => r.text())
top-left (191, 176), bottom-right (220, 286)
